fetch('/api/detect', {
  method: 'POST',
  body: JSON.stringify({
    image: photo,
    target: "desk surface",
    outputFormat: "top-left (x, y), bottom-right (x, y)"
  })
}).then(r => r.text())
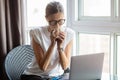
top-left (61, 73), bottom-right (120, 80)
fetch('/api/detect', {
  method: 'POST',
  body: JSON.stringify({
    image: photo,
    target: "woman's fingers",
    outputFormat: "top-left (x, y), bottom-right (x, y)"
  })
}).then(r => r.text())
top-left (59, 32), bottom-right (65, 39)
top-left (57, 32), bottom-right (65, 42)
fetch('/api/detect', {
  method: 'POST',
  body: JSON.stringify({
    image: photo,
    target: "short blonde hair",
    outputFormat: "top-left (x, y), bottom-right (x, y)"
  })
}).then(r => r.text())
top-left (45, 1), bottom-right (64, 17)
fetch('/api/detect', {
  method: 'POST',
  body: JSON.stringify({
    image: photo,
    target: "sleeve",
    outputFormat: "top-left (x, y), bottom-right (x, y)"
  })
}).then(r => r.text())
top-left (66, 28), bottom-right (75, 44)
top-left (66, 28), bottom-right (76, 56)
top-left (29, 28), bottom-right (42, 45)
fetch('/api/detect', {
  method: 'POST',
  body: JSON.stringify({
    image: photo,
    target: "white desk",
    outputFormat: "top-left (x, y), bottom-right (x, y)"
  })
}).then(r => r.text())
top-left (61, 73), bottom-right (120, 80)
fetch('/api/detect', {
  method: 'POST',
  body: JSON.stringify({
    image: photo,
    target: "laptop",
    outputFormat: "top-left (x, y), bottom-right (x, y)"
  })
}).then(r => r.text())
top-left (69, 53), bottom-right (104, 80)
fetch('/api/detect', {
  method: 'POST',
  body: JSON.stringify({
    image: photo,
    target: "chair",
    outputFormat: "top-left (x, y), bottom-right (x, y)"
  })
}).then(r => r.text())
top-left (4, 45), bottom-right (34, 80)
top-left (5, 45), bottom-right (69, 80)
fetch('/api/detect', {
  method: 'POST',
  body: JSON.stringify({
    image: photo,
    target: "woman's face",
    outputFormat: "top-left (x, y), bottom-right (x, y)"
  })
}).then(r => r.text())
top-left (46, 12), bottom-right (65, 30)
top-left (46, 12), bottom-right (65, 37)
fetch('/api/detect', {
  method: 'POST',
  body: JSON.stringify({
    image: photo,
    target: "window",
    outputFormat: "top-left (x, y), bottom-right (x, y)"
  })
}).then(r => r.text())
top-left (78, 33), bottom-right (110, 79)
top-left (81, 0), bottom-right (111, 17)
top-left (68, 0), bottom-right (120, 35)
top-left (117, 35), bottom-right (120, 78)
top-left (75, 0), bottom-right (118, 21)
top-left (68, 0), bottom-right (120, 80)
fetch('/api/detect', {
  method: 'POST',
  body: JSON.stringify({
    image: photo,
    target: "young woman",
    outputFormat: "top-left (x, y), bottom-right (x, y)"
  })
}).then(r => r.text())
top-left (21, 1), bottom-right (75, 80)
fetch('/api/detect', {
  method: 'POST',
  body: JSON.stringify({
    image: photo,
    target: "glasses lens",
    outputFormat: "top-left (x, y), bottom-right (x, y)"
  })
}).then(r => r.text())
top-left (58, 19), bottom-right (65, 25)
top-left (49, 21), bottom-right (57, 26)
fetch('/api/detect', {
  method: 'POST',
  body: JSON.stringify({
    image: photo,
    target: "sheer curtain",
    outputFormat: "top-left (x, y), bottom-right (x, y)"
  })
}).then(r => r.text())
top-left (0, 0), bottom-right (25, 79)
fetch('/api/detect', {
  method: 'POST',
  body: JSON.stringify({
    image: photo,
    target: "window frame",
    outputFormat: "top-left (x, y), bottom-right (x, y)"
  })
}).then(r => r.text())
top-left (117, 34), bottom-right (120, 78)
top-left (67, 0), bottom-right (120, 34)
top-left (67, 0), bottom-right (120, 79)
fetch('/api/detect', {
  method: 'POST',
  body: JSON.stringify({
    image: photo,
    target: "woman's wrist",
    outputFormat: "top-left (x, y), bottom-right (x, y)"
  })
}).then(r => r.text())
top-left (51, 39), bottom-right (56, 44)
top-left (58, 46), bottom-right (64, 52)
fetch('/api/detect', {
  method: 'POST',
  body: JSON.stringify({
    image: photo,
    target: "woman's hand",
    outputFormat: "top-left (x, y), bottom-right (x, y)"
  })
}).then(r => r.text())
top-left (56, 31), bottom-right (66, 48)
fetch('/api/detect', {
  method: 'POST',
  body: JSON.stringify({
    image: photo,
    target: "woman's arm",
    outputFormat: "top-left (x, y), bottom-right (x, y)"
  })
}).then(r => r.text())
top-left (32, 38), bottom-right (56, 71)
top-left (58, 39), bottom-right (73, 70)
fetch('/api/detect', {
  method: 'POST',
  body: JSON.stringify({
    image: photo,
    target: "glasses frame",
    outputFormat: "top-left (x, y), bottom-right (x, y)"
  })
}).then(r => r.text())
top-left (49, 19), bottom-right (65, 26)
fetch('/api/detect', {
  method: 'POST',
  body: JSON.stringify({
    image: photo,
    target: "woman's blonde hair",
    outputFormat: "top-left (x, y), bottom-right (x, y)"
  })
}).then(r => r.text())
top-left (45, 1), bottom-right (64, 17)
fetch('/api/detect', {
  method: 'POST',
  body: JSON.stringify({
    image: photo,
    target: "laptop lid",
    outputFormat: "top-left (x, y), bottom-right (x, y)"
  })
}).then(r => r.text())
top-left (69, 53), bottom-right (104, 80)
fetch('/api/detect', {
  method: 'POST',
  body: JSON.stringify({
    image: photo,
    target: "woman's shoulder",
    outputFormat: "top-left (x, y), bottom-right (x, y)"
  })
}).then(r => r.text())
top-left (66, 27), bottom-right (75, 36)
top-left (29, 26), bottom-right (48, 38)
top-left (30, 26), bottom-right (45, 31)
top-left (30, 26), bottom-right (47, 34)
top-left (65, 27), bottom-right (75, 42)
top-left (66, 27), bottom-right (74, 32)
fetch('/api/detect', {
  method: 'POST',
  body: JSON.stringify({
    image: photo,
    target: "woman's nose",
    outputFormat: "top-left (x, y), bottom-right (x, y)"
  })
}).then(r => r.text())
top-left (55, 23), bottom-right (60, 30)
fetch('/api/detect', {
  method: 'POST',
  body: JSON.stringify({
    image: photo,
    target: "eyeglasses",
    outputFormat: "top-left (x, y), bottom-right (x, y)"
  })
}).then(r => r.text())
top-left (49, 19), bottom-right (65, 26)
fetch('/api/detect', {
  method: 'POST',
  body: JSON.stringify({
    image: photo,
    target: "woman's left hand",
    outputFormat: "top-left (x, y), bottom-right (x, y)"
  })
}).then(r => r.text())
top-left (56, 31), bottom-right (66, 48)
